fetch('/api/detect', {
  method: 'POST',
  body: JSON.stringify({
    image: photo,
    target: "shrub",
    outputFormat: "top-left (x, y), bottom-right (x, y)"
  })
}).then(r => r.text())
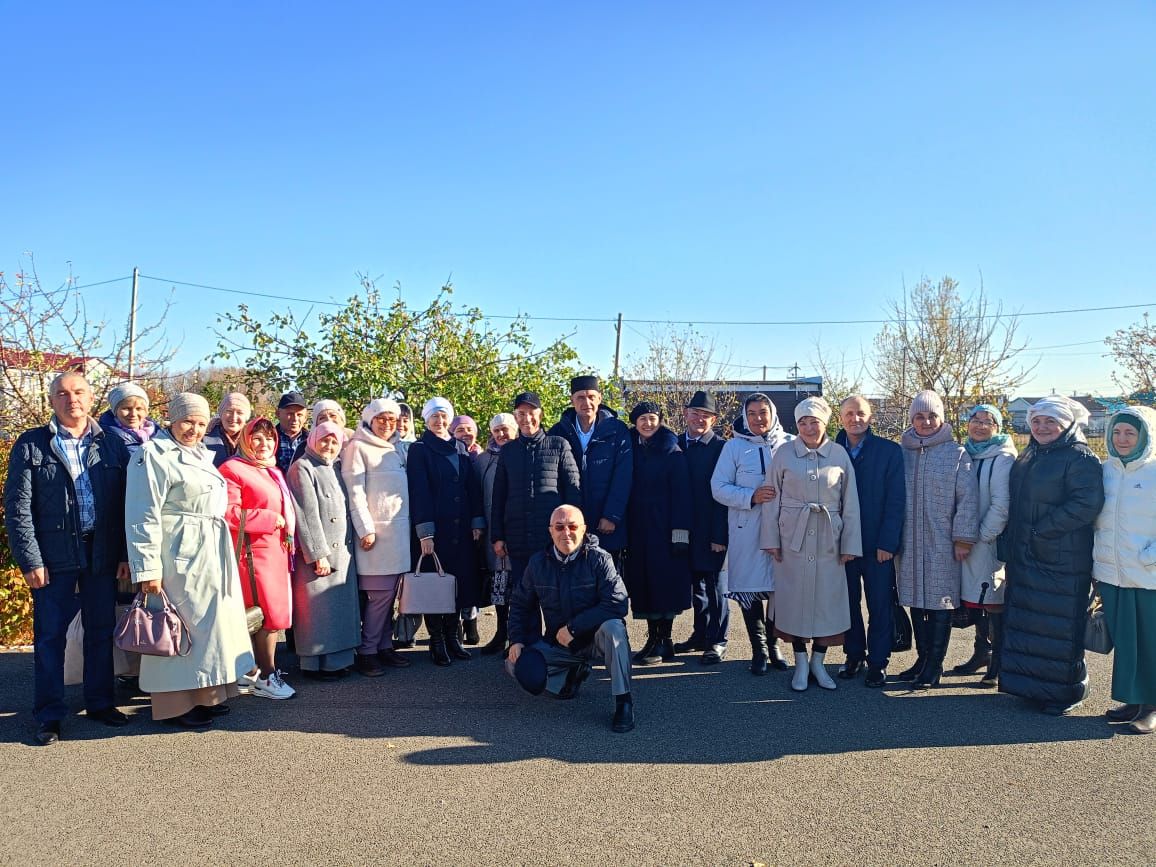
top-left (0, 439), bottom-right (33, 644)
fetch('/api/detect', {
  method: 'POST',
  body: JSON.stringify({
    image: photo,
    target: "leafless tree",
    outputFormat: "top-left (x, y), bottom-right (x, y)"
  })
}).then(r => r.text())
top-left (1106, 313), bottom-right (1156, 400)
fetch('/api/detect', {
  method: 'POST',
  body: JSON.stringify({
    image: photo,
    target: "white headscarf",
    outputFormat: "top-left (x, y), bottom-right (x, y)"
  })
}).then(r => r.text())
top-left (422, 396), bottom-right (453, 423)
top-left (1028, 396), bottom-right (1089, 430)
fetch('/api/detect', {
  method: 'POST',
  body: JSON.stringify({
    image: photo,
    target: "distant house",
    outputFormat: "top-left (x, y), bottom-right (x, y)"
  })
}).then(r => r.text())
top-left (0, 349), bottom-right (121, 432)
top-left (1007, 394), bottom-right (1118, 435)
top-left (1006, 397), bottom-right (1044, 433)
top-left (621, 377), bottom-right (822, 434)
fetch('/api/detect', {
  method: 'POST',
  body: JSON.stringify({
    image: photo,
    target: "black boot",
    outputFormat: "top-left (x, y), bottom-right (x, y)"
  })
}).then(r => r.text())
top-left (633, 620), bottom-right (661, 665)
top-left (480, 605), bottom-right (508, 656)
top-left (741, 605), bottom-right (769, 676)
top-left (657, 618), bottom-right (675, 662)
top-left (426, 615), bottom-right (451, 666)
top-left (462, 616), bottom-right (480, 645)
top-left (895, 608), bottom-right (928, 681)
top-left (767, 619), bottom-right (789, 671)
top-left (444, 615), bottom-right (472, 660)
top-left (612, 692), bottom-right (635, 733)
top-left (979, 610), bottom-right (1003, 688)
top-left (914, 610), bottom-right (952, 689)
top-left (950, 609), bottom-right (992, 674)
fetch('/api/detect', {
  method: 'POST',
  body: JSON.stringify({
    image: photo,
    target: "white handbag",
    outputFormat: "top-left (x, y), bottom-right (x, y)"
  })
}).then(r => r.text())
top-left (398, 553), bottom-right (457, 615)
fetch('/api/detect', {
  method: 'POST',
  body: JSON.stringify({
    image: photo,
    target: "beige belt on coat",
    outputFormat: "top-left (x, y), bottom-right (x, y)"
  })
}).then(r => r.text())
top-left (779, 497), bottom-right (843, 553)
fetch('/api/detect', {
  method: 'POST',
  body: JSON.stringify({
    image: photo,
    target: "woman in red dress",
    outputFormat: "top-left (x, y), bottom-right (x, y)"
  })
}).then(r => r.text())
top-left (218, 418), bottom-right (297, 700)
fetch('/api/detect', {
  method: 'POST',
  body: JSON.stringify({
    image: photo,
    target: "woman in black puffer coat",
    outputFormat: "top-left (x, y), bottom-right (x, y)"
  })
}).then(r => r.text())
top-left (999, 396), bottom-right (1105, 715)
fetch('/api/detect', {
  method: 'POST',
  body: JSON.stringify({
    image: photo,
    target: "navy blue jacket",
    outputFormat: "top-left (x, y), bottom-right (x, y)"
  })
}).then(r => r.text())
top-left (835, 427), bottom-right (905, 556)
top-left (548, 407), bottom-right (633, 551)
top-left (508, 534), bottom-right (629, 648)
top-left (4, 420), bottom-right (130, 576)
top-left (406, 431), bottom-right (485, 608)
top-left (679, 429), bottom-right (728, 573)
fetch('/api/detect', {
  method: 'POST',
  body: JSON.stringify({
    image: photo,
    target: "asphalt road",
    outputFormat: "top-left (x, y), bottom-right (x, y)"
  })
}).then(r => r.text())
top-left (0, 609), bottom-right (1151, 867)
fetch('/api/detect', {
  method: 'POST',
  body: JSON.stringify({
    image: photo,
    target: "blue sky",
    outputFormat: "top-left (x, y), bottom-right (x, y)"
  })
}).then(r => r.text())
top-left (3, 2), bottom-right (1154, 397)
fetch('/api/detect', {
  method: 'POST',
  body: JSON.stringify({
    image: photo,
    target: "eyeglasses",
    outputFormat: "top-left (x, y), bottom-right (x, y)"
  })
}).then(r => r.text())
top-left (551, 523), bottom-right (582, 532)
top-left (969, 419), bottom-right (996, 427)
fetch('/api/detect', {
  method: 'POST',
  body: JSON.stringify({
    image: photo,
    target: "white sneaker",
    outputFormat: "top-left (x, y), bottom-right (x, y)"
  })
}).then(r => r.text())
top-left (810, 650), bottom-right (837, 690)
top-left (252, 670), bottom-right (296, 700)
top-left (236, 671), bottom-right (258, 696)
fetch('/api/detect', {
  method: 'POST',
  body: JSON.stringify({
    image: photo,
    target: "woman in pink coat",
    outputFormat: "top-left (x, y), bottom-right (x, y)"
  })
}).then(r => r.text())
top-left (218, 418), bottom-right (297, 700)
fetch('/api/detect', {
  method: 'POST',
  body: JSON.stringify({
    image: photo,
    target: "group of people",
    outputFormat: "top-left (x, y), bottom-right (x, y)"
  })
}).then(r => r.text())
top-left (5, 371), bottom-right (1154, 744)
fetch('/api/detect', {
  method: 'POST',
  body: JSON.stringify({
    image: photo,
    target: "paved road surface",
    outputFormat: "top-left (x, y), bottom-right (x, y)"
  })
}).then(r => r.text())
top-left (0, 610), bottom-right (1150, 866)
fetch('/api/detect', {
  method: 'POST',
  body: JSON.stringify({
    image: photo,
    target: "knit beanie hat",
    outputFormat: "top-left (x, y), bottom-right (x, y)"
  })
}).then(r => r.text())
top-left (909, 390), bottom-right (945, 422)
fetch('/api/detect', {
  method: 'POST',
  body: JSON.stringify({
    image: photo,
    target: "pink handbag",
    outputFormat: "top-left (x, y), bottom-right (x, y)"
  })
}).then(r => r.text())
top-left (114, 590), bottom-right (192, 657)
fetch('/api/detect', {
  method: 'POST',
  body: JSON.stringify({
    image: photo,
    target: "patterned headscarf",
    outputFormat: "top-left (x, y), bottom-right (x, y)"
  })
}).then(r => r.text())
top-left (237, 418), bottom-right (278, 468)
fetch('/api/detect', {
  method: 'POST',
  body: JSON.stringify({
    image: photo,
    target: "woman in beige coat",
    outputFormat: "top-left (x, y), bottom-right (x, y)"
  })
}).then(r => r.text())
top-left (761, 397), bottom-right (862, 692)
top-left (125, 393), bottom-right (255, 728)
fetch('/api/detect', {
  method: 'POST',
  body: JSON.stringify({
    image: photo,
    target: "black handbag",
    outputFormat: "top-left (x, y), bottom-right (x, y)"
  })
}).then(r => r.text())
top-left (892, 601), bottom-right (913, 652)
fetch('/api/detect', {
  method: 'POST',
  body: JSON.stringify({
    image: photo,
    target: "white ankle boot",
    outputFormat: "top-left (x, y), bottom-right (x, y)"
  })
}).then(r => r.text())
top-left (810, 649), bottom-right (836, 690)
top-left (791, 652), bottom-right (809, 691)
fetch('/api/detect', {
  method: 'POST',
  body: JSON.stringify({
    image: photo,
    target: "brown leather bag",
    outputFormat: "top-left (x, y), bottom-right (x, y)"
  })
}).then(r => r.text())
top-left (237, 508), bottom-right (266, 635)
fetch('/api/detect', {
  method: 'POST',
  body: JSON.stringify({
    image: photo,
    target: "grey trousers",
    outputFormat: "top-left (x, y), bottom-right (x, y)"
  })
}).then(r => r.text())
top-left (509, 619), bottom-right (633, 697)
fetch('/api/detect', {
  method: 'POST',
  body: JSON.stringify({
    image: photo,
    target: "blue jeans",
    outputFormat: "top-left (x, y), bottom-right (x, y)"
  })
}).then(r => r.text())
top-left (844, 556), bottom-right (896, 670)
top-left (32, 564), bottom-right (117, 723)
top-left (687, 570), bottom-right (730, 648)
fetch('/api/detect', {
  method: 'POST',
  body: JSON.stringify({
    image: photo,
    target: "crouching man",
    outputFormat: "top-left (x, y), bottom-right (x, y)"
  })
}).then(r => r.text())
top-left (506, 505), bottom-right (635, 732)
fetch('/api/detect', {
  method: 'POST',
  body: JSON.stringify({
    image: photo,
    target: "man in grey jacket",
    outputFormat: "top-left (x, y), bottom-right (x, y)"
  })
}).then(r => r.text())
top-left (506, 505), bottom-right (635, 732)
top-left (4, 372), bottom-right (132, 745)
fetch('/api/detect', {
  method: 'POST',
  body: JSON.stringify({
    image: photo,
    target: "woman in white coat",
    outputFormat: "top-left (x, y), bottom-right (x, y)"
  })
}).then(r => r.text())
top-left (711, 393), bottom-right (794, 675)
top-left (342, 398), bottom-right (412, 677)
top-left (1093, 406), bottom-right (1156, 735)
top-left (761, 397), bottom-right (861, 691)
top-left (957, 405), bottom-right (1017, 687)
top-left (125, 393), bottom-right (255, 728)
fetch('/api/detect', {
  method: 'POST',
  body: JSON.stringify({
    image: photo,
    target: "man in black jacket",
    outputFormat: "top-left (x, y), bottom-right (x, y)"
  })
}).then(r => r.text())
top-left (4, 372), bottom-right (132, 745)
top-left (507, 505), bottom-right (635, 733)
top-left (672, 391), bottom-right (730, 664)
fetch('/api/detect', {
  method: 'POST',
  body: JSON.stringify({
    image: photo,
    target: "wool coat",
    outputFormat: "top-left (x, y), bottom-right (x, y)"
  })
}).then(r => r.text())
top-left (406, 430), bottom-right (485, 609)
top-left (623, 426), bottom-right (693, 616)
top-left (476, 443), bottom-right (503, 573)
top-left (217, 457), bottom-right (295, 630)
top-left (341, 425), bottom-right (411, 576)
top-left (287, 450), bottom-right (361, 659)
top-left (490, 429), bottom-right (582, 560)
top-left (549, 407), bottom-right (633, 551)
top-left (760, 438), bottom-right (862, 640)
top-left (1000, 426), bottom-right (1105, 705)
top-left (1094, 406), bottom-right (1156, 591)
top-left (895, 425), bottom-right (979, 611)
top-left (679, 429), bottom-right (728, 574)
top-left (710, 415), bottom-right (794, 594)
top-left (961, 439), bottom-right (1017, 605)
top-left (125, 432), bottom-right (255, 693)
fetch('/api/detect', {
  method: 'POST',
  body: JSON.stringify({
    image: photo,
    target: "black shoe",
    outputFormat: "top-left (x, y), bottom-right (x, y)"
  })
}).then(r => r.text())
top-left (301, 669), bottom-right (342, 682)
top-left (354, 653), bottom-right (387, 677)
top-left (895, 658), bottom-right (926, 682)
top-left (950, 650), bottom-right (992, 675)
top-left (1106, 703), bottom-right (1142, 723)
top-left (463, 618), bottom-right (480, 645)
top-left (701, 644), bottom-right (727, 665)
top-left (673, 638), bottom-right (704, 654)
top-left (1040, 701), bottom-right (1083, 716)
top-left (445, 637), bottom-right (472, 661)
top-left (200, 703), bottom-right (231, 717)
top-left (633, 634), bottom-right (662, 666)
top-left (165, 707), bottom-right (212, 729)
top-left (612, 697), bottom-right (635, 733)
top-left (87, 707), bottom-right (130, 727)
top-left (1126, 707), bottom-right (1156, 734)
top-left (838, 658), bottom-right (865, 680)
top-left (657, 638), bottom-right (675, 662)
top-left (35, 721), bottom-right (61, 746)
top-left (768, 641), bottom-right (789, 671)
top-left (865, 666), bottom-right (886, 688)
top-left (378, 648), bottom-right (411, 668)
top-left (556, 663), bottom-right (592, 700)
top-left (428, 637), bottom-right (452, 667)
top-left (394, 639), bottom-right (415, 649)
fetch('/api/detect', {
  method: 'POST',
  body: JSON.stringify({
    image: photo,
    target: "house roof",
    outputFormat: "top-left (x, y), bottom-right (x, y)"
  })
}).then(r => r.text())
top-left (0, 349), bottom-right (101, 370)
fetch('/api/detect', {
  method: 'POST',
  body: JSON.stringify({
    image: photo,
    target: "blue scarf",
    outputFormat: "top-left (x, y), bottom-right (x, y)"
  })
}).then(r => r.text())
top-left (964, 433), bottom-right (1011, 458)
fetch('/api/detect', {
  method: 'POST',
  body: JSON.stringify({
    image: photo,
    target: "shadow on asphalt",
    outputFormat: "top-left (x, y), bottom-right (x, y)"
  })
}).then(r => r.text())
top-left (0, 643), bottom-right (1114, 762)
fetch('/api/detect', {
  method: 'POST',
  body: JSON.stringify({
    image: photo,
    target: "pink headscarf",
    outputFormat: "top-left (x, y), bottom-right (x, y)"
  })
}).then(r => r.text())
top-left (307, 420), bottom-right (346, 459)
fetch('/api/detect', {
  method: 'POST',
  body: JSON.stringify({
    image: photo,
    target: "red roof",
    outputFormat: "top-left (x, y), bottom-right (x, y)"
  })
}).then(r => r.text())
top-left (0, 348), bottom-right (103, 370)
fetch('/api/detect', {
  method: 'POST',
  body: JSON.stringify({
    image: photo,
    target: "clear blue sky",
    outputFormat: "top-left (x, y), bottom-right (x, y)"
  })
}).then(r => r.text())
top-left (3, 2), bottom-right (1154, 398)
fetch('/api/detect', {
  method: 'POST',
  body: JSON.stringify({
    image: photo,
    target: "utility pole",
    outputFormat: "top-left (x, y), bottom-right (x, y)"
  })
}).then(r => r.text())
top-left (128, 267), bottom-right (139, 379)
top-left (612, 313), bottom-right (623, 382)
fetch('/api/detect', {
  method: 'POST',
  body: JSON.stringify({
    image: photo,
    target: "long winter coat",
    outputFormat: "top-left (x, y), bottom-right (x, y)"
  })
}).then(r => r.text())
top-left (287, 450), bottom-right (361, 659)
top-left (125, 432), bottom-right (255, 693)
top-left (490, 429), bottom-right (582, 560)
top-left (710, 415), bottom-right (794, 594)
top-left (679, 429), bottom-right (728, 574)
top-left (218, 457), bottom-right (295, 631)
top-left (341, 425), bottom-right (411, 576)
top-left (549, 407), bottom-right (633, 551)
top-left (624, 426), bottom-right (693, 616)
top-left (896, 425), bottom-right (979, 611)
top-left (476, 443), bottom-right (503, 573)
top-left (406, 430), bottom-right (485, 609)
top-left (999, 426), bottom-right (1105, 705)
top-left (760, 438), bottom-right (862, 640)
top-left (1094, 406), bottom-right (1156, 591)
top-left (961, 439), bottom-right (1017, 605)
